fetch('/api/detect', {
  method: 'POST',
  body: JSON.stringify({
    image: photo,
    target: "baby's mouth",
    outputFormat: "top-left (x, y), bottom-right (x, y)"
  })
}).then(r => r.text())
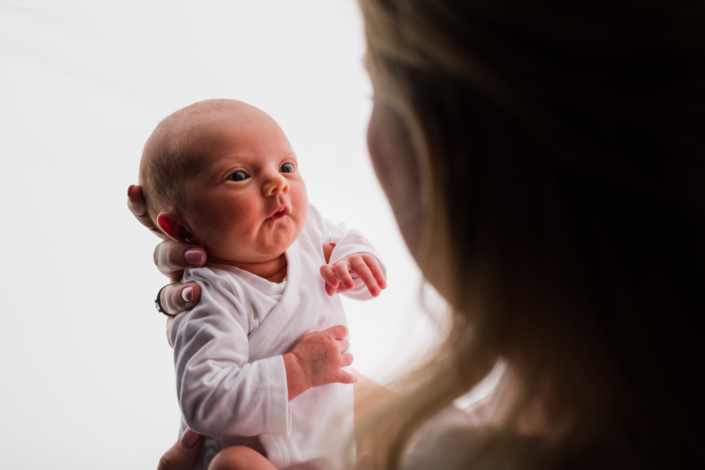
top-left (266, 207), bottom-right (289, 221)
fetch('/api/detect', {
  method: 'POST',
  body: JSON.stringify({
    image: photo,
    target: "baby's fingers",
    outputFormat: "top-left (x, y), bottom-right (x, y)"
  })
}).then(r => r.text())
top-left (324, 325), bottom-right (349, 340)
top-left (335, 261), bottom-right (355, 289)
top-left (350, 255), bottom-right (381, 297)
top-left (320, 265), bottom-right (340, 294)
top-left (362, 254), bottom-right (387, 289)
top-left (337, 338), bottom-right (350, 354)
top-left (340, 352), bottom-right (354, 367)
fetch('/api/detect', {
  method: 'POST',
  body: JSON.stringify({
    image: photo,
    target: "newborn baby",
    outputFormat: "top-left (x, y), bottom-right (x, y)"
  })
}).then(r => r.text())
top-left (138, 99), bottom-right (386, 470)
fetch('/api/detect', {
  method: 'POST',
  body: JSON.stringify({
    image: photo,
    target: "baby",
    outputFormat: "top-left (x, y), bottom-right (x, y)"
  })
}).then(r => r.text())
top-left (139, 99), bottom-right (386, 470)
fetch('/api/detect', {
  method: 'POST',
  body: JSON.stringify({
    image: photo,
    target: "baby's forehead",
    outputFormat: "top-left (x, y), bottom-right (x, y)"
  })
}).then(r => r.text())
top-left (184, 107), bottom-right (292, 156)
top-left (166, 105), bottom-right (263, 155)
top-left (145, 99), bottom-right (294, 177)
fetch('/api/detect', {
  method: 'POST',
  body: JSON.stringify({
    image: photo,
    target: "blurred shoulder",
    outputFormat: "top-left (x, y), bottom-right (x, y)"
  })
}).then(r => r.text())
top-left (402, 407), bottom-right (481, 470)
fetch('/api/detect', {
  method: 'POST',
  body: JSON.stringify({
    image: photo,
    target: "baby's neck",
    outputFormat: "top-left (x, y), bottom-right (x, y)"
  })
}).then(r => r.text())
top-left (208, 253), bottom-right (288, 283)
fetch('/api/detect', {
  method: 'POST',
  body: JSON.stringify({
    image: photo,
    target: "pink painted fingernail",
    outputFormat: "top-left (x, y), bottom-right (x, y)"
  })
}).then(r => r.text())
top-left (180, 428), bottom-right (199, 449)
top-left (182, 287), bottom-right (193, 302)
top-left (127, 185), bottom-right (134, 197)
top-left (185, 249), bottom-right (205, 265)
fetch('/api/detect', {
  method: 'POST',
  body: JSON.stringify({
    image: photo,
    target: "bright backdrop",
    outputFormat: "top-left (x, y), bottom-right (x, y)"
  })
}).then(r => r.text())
top-left (0, 1), bottom-right (444, 468)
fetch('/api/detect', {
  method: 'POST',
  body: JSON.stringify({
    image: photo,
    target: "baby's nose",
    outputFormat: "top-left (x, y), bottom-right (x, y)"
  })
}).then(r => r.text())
top-left (262, 174), bottom-right (289, 196)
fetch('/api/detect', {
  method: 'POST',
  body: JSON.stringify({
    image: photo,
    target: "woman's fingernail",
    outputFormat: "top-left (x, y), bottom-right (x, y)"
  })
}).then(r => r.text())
top-left (182, 287), bottom-right (193, 302)
top-left (180, 428), bottom-right (199, 449)
top-left (127, 185), bottom-right (135, 197)
top-left (185, 249), bottom-right (205, 265)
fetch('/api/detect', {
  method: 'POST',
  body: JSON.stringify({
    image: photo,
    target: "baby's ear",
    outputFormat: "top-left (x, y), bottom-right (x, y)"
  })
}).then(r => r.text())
top-left (157, 212), bottom-right (194, 243)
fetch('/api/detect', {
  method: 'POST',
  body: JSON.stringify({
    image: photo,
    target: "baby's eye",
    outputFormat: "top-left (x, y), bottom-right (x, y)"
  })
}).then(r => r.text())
top-left (227, 171), bottom-right (250, 182)
top-left (280, 163), bottom-right (295, 174)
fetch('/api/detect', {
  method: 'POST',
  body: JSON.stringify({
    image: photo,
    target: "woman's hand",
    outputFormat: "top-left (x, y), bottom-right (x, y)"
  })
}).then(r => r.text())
top-left (128, 185), bottom-right (206, 319)
top-left (157, 428), bottom-right (202, 470)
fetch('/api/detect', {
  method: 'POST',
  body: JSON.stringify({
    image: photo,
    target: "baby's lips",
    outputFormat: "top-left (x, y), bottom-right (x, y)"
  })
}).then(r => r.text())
top-left (265, 204), bottom-right (291, 220)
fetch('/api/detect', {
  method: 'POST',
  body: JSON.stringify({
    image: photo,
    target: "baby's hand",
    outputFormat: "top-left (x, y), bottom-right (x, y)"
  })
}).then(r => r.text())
top-left (284, 325), bottom-right (356, 400)
top-left (320, 253), bottom-right (387, 297)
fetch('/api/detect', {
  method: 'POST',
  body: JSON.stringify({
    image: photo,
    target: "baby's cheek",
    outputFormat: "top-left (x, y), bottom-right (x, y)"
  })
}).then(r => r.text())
top-left (186, 208), bottom-right (238, 251)
top-left (292, 188), bottom-right (309, 226)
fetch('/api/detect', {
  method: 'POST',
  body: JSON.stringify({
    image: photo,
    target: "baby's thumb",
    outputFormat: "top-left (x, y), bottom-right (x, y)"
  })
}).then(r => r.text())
top-left (336, 370), bottom-right (358, 385)
top-left (325, 325), bottom-right (349, 339)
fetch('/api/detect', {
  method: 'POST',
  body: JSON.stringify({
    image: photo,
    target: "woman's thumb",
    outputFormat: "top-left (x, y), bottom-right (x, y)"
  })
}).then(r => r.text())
top-left (157, 428), bottom-right (202, 470)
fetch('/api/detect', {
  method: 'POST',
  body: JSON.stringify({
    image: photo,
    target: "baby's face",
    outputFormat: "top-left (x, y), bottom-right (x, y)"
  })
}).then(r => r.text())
top-left (181, 111), bottom-right (308, 263)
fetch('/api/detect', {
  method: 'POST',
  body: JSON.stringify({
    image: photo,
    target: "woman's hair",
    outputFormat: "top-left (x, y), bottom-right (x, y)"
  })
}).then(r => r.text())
top-left (358, 0), bottom-right (705, 468)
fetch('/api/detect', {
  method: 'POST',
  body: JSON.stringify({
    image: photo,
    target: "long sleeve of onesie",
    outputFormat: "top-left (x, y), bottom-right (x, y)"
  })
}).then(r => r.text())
top-left (171, 269), bottom-right (290, 437)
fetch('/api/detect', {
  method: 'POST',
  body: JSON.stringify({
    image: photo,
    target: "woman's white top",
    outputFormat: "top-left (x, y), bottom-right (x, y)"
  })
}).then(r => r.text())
top-left (172, 205), bottom-right (384, 470)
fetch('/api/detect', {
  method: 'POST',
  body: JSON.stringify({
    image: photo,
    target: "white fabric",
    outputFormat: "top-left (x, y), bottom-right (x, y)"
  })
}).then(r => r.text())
top-left (171, 205), bottom-right (385, 470)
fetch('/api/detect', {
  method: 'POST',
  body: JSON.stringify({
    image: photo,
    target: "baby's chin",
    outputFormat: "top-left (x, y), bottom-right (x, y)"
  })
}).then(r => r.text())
top-left (205, 222), bottom-right (304, 263)
top-left (207, 241), bottom-right (292, 264)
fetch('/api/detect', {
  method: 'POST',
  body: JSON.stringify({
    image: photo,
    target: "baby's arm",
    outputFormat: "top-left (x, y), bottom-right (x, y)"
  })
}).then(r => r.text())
top-left (173, 270), bottom-right (355, 437)
top-left (173, 277), bottom-right (288, 437)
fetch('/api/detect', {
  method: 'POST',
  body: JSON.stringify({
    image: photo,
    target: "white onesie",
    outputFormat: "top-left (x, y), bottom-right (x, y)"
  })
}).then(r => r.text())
top-left (171, 205), bottom-right (384, 470)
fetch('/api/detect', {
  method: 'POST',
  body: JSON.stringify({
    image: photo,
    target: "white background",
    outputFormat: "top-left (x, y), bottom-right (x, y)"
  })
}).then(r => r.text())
top-left (0, 1), bottom-right (446, 468)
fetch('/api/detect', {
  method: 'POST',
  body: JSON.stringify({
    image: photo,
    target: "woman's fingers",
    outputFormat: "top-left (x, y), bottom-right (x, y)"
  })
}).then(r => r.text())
top-left (160, 282), bottom-right (202, 316)
top-left (154, 241), bottom-right (207, 281)
top-left (166, 317), bottom-right (175, 347)
top-left (127, 185), bottom-right (167, 238)
top-left (157, 428), bottom-right (202, 470)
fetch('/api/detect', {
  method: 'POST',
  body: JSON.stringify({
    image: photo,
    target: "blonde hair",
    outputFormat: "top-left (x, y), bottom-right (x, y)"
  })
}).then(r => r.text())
top-left (358, 0), bottom-right (705, 468)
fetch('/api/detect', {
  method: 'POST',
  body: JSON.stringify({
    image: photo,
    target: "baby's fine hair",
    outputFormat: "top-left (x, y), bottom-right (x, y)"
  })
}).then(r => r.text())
top-left (138, 99), bottom-right (251, 227)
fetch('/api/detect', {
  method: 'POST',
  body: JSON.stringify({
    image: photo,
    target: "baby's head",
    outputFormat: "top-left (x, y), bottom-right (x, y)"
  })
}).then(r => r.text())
top-left (139, 99), bottom-right (308, 263)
